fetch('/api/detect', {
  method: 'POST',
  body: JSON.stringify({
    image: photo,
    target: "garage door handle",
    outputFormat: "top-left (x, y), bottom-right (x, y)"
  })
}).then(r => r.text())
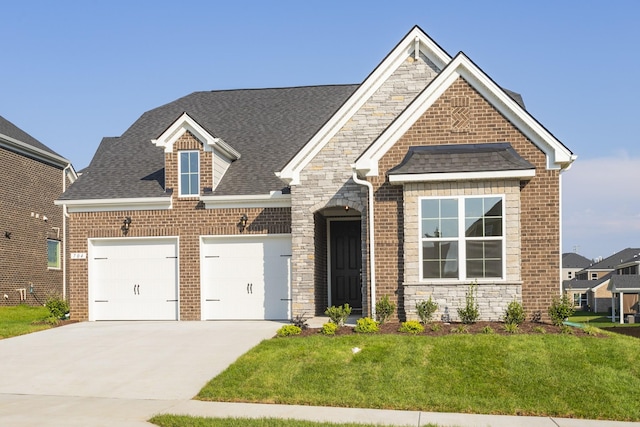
top-left (95, 300), bottom-right (108, 303)
top-left (166, 299), bottom-right (178, 302)
top-left (206, 299), bottom-right (220, 302)
top-left (247, 283), bottom-right (253, 294)
top-left (281, 298), bottom-right (292, 301)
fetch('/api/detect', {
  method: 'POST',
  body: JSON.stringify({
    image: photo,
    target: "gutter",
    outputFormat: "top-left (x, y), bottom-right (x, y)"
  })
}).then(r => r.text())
top-left (351, 167), bottom-right (376, 319)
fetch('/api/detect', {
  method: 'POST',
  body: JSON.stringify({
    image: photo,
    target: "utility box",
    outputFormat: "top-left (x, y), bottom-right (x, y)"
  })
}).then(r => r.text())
top-left (627, 315), bottom-right (635, 324)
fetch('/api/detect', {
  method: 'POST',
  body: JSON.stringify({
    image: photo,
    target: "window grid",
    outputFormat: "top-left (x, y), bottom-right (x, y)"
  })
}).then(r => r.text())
top-left (179, 151), bottom-right (200, 196)
top-left (420, 196), bottom-right (504, 281)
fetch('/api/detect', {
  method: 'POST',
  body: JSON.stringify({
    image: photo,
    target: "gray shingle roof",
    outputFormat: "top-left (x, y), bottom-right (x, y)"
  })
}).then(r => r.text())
top-left (0, 114), bottom-right (63, 158)
top-left (387, 143), bottom-right (535, 176)
top-left (60, 85), bottom-right (359, 200)
top-left (609, 274), bottom-right (640, 291)
top-left (579, 248), bottom-right (640, 272)
top-left (562, 252), bottom-right (591, 268)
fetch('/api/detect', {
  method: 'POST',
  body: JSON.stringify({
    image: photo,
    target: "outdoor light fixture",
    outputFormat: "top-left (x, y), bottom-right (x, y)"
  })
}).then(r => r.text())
top-left (121, 216), bottom-right (132, 235)
top-left (239, 214), bottom-right (248, 232)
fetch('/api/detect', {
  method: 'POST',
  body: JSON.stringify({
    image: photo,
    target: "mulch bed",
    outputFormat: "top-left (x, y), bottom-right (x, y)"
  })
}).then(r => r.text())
top-left (298, 321), bottom-right (600, 337)
top-left (601, 326), bottom-right (640, 338)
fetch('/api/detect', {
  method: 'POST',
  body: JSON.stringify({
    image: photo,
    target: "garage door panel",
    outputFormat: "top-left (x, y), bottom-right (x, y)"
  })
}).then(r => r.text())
top-left (201, 236), bottom-right (291, 320)
top-left (89, 238), bottom-right (178, 321)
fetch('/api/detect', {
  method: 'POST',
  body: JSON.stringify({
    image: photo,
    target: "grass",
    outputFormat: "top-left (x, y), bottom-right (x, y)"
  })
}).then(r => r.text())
top-left (149, 415), bottom-right (434, 427)
top-left (198, 333), bottom-right (640, 421)
top-left (568, 311), bottom-right (638, 328)
top-left (0, 305), bottom-right (52, 339)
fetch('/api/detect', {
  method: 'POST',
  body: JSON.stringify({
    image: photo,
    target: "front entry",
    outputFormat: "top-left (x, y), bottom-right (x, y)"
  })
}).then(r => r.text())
top-left (330, 220), bottom-right (362, 310)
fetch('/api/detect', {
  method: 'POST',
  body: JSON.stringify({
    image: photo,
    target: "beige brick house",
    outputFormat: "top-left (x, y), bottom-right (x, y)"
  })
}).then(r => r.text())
top-left (1, 115), bottom-right (75, 306)
top-left (57, 27), bottom-right (575, 322)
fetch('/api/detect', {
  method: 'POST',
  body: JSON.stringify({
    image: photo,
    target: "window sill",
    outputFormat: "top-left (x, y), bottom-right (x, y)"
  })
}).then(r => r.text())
top-left (404, 280), bottom-right (523, 286)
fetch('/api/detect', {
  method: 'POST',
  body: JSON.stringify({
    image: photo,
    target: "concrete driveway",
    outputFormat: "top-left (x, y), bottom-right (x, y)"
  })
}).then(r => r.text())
top-left (0, 321), bottom-right (280, 425)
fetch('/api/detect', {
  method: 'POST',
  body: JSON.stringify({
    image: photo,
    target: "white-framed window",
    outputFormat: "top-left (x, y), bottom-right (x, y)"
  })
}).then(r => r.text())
top-left (179, 151), bottom-right (200, 196)
top-left (420, 196), bottom-right (504, 280)
top-left (573, 292), bottom-right (587, 308)
top-left (47, 239), bottom-right (61, 269)
top-left (590, 272), bottom-right (598, 280)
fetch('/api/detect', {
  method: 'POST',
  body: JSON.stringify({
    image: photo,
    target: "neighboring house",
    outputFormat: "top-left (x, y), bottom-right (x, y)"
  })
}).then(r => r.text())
top-left (562, 273), bottom-right (611, 313)
top-left (0, 115), bottom-right (76, 306)
top-left (575, 247), bottom-right (640, 281)
top-left (56, 26), bottom-right (575, 322)
top-left (608, 254), bottom-right (640, 323)
top-left (562, 252), bottom-right (591, 280)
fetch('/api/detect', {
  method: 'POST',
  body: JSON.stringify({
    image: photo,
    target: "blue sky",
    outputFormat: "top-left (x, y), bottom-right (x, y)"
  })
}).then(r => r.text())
top-left (1, 0), bottom-right (638, 260)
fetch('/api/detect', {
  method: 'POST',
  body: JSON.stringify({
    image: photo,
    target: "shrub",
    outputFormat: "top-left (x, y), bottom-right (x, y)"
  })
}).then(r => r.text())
top-left (325, 304), bottom-right (351, 326)
top-left (503, 323), bottom-right (519, 334)
top-left (399, 321), bottom-right (424, 334)
top-left (504, 300), bottom-right (526, 326)
top-left (320, 322), bottom-right (338, 335)
top-left (452, 325), bottom-right (469, 334)
top-left (276, 325), bottom-right (301, 337)
top-left (429, 322), bottom-right (442, 332)
top-left (560, 324), bottom-right (574, 335)
top-left (292, 313), bottom-right (309, 330)
top-left (548, 295), bottom-right (575, 326)
top-left (354, 317), bottom-right (379, 333)
top-left (457, 283), bottom-right (479, 324)
top-left (375, 295), bottom-right (396, 324)
top-left (45, 294), bottom-right (69, 319)
top-left (583, 325), bottom-right (600, 336)
top-left (481, 325), bottom-right (494, 334)
top-left (416, 296), bottom-right (438, 324)
top-left (533, 326), bottom-right (547, 334)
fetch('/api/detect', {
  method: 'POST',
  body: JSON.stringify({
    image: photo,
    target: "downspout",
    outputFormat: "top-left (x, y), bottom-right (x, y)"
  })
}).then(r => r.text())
top-left (352, 167), bottom-right (376, 319)
top-left (61, 165), bottom-right (71, 300)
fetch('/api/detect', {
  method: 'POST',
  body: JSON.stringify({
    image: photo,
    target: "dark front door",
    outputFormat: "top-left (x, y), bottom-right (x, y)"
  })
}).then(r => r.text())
top-left (330, 220), bottom-right (362, 310)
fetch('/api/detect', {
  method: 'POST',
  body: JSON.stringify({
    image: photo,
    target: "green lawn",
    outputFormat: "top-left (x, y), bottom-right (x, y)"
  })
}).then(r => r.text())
top-left (150, 415), bottom-right (433, 427)
top-left (0, 305), bottom-right (52, 339)
top-left (198, 332), bottom-right (640, 421)
top-left (568, 311), bottom-right (638, 328)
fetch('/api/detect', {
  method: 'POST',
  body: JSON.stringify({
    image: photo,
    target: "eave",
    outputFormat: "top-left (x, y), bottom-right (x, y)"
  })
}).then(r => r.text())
top-left (200, 192), bottom-right (291, 209)
top-left (54, 197), bottom-right (172, 213)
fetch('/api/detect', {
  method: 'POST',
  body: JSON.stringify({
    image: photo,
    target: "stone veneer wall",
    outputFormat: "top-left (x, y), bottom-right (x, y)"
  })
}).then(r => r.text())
top-left (402, 180), bottom-right (522, 321)
top-left (291, 55), bottom-right (441, 317)
top-left (66, 132), bottom-right (291, 320)
top-left (371, 77), bottom-right (561, 321)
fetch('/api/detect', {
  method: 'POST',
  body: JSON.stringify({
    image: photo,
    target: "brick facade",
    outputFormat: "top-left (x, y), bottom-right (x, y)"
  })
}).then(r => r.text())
top-left (66, 132), bottom-right (290, 320)
top-left (0, 146), bottom-right (68, 306)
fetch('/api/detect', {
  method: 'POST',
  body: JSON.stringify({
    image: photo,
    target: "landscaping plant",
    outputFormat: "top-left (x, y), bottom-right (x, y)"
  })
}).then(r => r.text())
top-left (325, 304), bottom-right (351, 327)
top-left (503, 300), bottom-right (525, 326)
top-left (457, 283), bottom-right (479, 324)
top-left (276, 325), bottom-right (301, 337)
top-left (548, 295), bottom-right (574, 326)
top-left (416, 296), bottom-right (438, 324)
top-left (375, 295), bottom-right (395, 324)
top-left (45, 294), bottom-right (69, 320)
top-left (399, 321), bottom-right (424, 334)
top-left (354, 317), bottom-right (378, 333)
top-left (320, 322), bottom-right (337, 336)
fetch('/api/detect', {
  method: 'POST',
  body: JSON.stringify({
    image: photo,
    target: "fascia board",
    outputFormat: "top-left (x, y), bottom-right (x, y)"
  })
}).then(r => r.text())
top-left (0, 133), bottom-right (70, 168)
top-left (54, 197), bottom-right (172, 213)
top-left (389, 169), bottom-right (535, 184)
top-left (200, 193), bottom-right (291, 209)
top-left (276, 27), bottom-right (452, 185)
top-left (356, 53), bottom-right (575, 176)
top-left (151, 112), bottom-right (240, 160)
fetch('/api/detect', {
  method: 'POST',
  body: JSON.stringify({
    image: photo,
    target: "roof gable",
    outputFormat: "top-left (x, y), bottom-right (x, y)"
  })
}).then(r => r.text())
top-left (354, 52), bottom-right (575, 177)
top-left (276, 26), bottom-right (451, 185)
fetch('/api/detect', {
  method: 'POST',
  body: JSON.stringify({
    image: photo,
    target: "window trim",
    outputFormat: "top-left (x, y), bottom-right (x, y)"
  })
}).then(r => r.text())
top-left (418, 195), bottom-right (506, 282)
top-left (178, 150), bottom-right (200, 197)
top-left (47, 239), bottom-right (61, 270)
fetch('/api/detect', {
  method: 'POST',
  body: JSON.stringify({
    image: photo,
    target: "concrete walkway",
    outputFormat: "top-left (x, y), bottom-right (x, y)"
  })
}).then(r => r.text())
top-left (1, 321), bottom-right (639, 427)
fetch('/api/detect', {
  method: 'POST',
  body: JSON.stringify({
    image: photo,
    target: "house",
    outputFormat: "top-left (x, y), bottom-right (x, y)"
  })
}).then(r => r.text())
top-left (56, 26), bottom-right (575, 322)
top-left (608, 253), bottom-right (640, 323)
top-left (562, 252), bottom-right (591, 280)
top-left (575, 248), bottom-right (640, 281)
top-left (562, 273), bottom-right (611, 312)
top-left (0, 114), bottom-right (76, 305)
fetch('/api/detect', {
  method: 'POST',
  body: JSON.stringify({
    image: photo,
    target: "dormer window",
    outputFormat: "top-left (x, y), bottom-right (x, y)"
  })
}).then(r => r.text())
top-left (179, 151), bottom-right (199, 196)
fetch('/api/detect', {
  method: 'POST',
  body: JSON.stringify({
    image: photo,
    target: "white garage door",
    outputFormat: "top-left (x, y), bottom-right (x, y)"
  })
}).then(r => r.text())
top-left (201, 235), bottom-right (291, 320)
top-left (89, 238), bottom-right (179, 321)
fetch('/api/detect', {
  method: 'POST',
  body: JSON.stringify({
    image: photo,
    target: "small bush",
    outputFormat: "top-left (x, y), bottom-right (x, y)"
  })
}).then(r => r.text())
top-left (548, 295), bottom-right (575, 326)
top-left (354, 317), bottom-right (379, 333)
top-left (375, 295), bottom-right (396, 324)
top-left (320, 322), bottom-right (338, 335)
top-left (291, 313), bottom-right (309, 330)
top-left (325, 304), bottom-right (351, 326)
top-left (582, 325), bottom-right (600, 336)
top-left (457, 283), bottom-right (479, 324)
top-left (504, 300), bottom-right (526, 326)
top-left (399, 321), bottom-right (424, 334)
top-left (533, 326), bottom-right (547, 334)
top-left (429, 323), bottom-right (442, 332)
top-left (452, 325), bottom-right (469, 334)
top-left (416, 296), bottom-right (438, 324)
top-left (45, 294), bottom-right (69, 319)
top-left (503, 323), bottom-right (519, 334)
top-left (276, 325), bottom-right (301, 337)
top-left (560, 324), bottom-right (574, 335)
top-left (481, 325), bottom-right (495, 334)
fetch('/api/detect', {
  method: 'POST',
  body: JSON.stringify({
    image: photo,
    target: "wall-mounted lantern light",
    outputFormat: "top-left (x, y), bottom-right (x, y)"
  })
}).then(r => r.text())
top-left (121, 216), bottom-right (132, 235)
top-left (239, 214), bottom-right (248, 232)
